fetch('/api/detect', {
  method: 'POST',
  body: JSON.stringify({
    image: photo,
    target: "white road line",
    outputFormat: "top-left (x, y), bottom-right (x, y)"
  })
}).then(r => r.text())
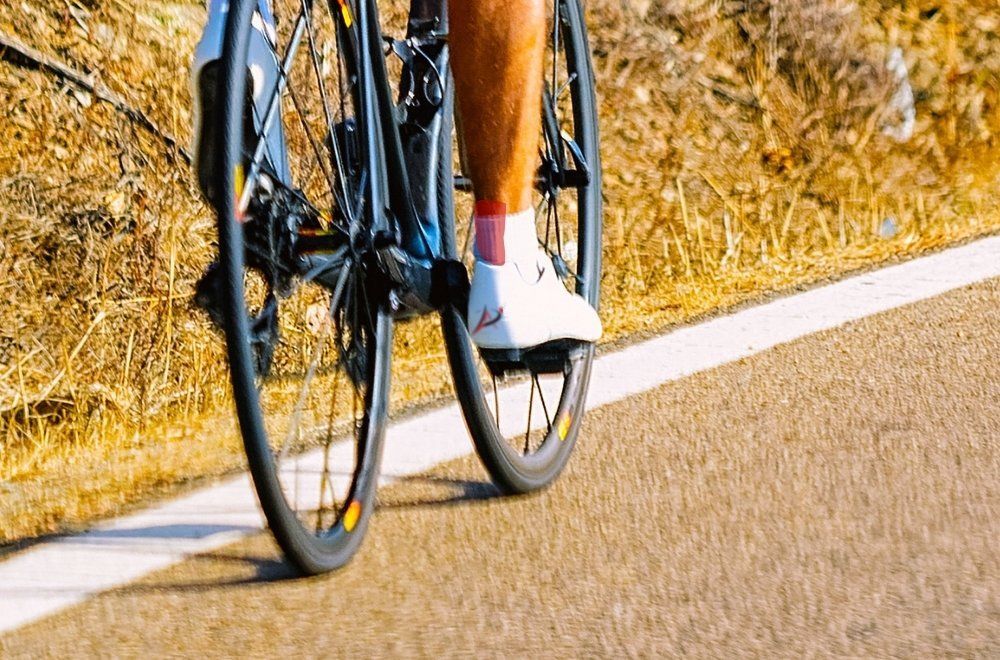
top-left (2, 235), bottom-right (999, 635)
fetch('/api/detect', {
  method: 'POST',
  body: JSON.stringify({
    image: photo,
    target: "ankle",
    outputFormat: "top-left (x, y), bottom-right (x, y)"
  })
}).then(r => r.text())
top-left (473, 201), bottom-right (538, 269)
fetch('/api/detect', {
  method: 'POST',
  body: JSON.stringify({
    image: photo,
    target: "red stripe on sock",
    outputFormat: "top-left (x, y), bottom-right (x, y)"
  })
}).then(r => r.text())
top-left (474, 201), bottom-right (507, 265)
top-left (475, 200), bottom-right (507, 218)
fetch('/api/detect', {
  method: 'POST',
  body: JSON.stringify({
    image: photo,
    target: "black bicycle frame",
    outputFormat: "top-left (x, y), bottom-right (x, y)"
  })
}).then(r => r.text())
top-left (354, 0), bottom-right (459, 315)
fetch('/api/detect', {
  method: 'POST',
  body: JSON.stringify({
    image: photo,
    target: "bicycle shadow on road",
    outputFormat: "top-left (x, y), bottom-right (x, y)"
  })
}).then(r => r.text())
top-left (110, 476), bottom-right (511, 593)
top-left (110, 547), bottom-right (301, 594)
top-left (375, 474), bottom-right (507, 512)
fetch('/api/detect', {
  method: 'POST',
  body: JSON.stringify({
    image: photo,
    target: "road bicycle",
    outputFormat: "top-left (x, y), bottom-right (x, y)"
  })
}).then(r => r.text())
top-left (197, 0), bottom-right (602, 574)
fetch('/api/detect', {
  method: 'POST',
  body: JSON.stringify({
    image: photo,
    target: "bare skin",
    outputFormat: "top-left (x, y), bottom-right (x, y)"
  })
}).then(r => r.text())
top-left (450, 0), bottom-right (545, 214)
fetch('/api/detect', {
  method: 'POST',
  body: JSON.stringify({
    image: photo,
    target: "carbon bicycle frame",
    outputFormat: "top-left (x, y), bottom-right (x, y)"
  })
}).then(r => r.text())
top-left (354, 0), bottom-right (460, 314)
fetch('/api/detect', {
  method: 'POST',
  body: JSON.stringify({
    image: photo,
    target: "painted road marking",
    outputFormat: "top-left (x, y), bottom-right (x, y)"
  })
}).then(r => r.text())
top-left (2, 235), bottom-right (1000, 635)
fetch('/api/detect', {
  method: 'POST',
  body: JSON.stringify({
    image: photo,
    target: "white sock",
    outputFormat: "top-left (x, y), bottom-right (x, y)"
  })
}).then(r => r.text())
top-left (474, 205), bottom-right (539, 272)
top-left (501, 208), bottom-right (540, 271)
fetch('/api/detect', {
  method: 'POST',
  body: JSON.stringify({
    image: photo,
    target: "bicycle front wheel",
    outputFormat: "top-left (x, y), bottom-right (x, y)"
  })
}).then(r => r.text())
top-left (441, 0), bottom-right (603, 493)
top-left (213, 0), bottom-right (391, 575)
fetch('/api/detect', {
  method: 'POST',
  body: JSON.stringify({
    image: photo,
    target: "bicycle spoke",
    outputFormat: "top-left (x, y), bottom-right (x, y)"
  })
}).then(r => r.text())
top-left (300, 0), bottom-right (356, 228)
top-left (555, 72), bottom-right (577, 102)
top-left (286, 81), bottom-right (344, 225)
top-left (249, 104), bottom-right (282, 181)
top-left (551, 0), bottom-right (561, 102)
top-left (524, 376), bottom-right (536, 454)
top-left (316, 440), bottom-right (334, 532)
top-left (533, 374), bottom-right (553, 434)
top-left (314, 337), bottom-right (345, 532)
top-left (350, 290), bottom-right (361, 442)
top-left (277, 260), bottom-right (352, 461)
top-left (492, 373), bottom-right (500, 428)
top-left (278, 318), bottom-right (328, 459)
top-left (240, 11), bottom-right (309, 213)
top-left (461, 211), bottom-right (475, 263)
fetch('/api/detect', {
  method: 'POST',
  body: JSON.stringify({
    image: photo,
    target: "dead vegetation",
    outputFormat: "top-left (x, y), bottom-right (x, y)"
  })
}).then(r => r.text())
top-left (592, 0), bottom-right (999, 334)
top-left (0, 0), bottom-right (998, 543)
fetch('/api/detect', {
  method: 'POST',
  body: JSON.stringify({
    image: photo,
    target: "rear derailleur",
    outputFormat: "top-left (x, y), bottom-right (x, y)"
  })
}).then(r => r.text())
top-left (194, 183), bottom-right (326, 377)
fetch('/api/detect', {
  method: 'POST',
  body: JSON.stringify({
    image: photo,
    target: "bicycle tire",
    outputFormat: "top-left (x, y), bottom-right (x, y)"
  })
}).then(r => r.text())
top-left (440, 0), bottom-right (603, 493)
top-left (214, 0), bottom-right (392, 575)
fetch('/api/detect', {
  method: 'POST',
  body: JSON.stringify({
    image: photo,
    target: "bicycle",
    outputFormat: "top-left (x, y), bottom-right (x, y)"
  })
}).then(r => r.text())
top-left (198, 0), bottom-right (602, 574)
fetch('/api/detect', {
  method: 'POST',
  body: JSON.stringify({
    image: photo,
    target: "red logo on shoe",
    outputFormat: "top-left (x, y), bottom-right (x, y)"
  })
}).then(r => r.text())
top-left (472, 306), bottom-right (505, 335)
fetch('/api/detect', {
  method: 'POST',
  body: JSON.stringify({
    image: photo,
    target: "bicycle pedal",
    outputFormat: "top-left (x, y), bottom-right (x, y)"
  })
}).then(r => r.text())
top-left (480, 339), bottom-right (588, 377)
top-left (430, 259), bottom-right (470, 310)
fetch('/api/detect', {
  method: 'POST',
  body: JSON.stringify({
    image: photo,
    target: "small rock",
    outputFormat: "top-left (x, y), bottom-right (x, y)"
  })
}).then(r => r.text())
top-left (95, 22), bottom-right (115, 46)
top-left (879, 217), bottom-right (899, 239)
top-left (104, 190), bottom-right (128, 216)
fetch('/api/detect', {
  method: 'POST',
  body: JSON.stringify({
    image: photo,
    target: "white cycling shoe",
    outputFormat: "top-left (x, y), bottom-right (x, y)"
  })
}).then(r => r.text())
top-left (468, 253), bottom-right (603, 350)
top-left (467, 206), bottom-right (601, 350)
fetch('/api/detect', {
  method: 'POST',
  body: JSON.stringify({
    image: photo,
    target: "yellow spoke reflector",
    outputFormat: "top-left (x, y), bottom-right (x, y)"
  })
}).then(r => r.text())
top-left (233, 164), bottom-right (246, 223)
top-left (337, 0), bottom-right (353, 28)
top-left (343, 500), bottom-right (361, 532)
top-left (558, 413), bottom-right (572, 441)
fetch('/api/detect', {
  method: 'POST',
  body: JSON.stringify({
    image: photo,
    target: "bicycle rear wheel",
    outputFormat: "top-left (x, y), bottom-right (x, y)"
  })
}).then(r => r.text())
top-left (213, 0), bottom-right (391, 575)
top-left (441, 0), bottom-right (602, 493)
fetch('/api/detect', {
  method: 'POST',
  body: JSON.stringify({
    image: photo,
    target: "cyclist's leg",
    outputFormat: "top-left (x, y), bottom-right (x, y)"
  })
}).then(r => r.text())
top-left (450, 0), bottom-right (601, 349)
top-left (450, 0), bottom-right (544, 214)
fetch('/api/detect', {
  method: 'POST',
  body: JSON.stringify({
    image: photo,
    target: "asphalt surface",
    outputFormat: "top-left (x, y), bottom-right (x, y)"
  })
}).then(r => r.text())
top-left (3, 279), bottom-right (999, 656)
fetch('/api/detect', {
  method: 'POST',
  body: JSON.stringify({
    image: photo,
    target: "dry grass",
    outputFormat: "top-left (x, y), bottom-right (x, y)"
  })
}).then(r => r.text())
top-left (593, 0), bottom-right (1000, 335)
top-left (0, 0), bottom-right (998, 543)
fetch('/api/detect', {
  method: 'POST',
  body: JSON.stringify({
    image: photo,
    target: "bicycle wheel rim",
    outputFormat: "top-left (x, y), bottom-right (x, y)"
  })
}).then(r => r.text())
top-left (216, 0), bottom-right (391, 575)
top-left (442, 0), bottom-right (602, 493)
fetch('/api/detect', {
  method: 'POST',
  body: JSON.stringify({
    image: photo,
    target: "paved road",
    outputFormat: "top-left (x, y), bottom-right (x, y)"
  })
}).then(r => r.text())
top-left (3, 279), bottom-right (999, 656)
